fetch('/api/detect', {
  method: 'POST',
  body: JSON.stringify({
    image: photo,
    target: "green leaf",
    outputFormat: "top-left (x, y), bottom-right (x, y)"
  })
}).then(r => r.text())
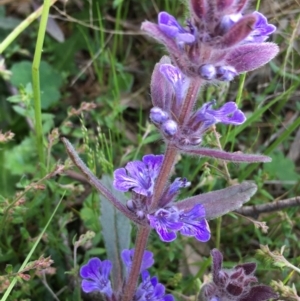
top-left (264, 152), bottom-right (299, 182)
top-left (5, 264), bottom-right (13, 274)
top-left (4, 136), bottom-right (37, 175)
top-left (10, 61), bottom-right (63, 109)
top-left (100, 175), bottom-right (132, 286)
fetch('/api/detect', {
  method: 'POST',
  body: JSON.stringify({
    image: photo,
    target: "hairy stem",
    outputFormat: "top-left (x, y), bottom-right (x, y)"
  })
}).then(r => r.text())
top-left (61, 138), bottom-right (144, 225)
top-left (150, 144), bottom-right (177, 211)
top-left (122, 227), bottom-right (150, 301)
top-left (179, 78), bottom-right (202, 124)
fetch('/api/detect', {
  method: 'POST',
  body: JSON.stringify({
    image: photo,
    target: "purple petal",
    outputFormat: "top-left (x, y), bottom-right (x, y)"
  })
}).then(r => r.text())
top-left (121, 249), bottom-right (154, 274)
top-left (113, 155), bottom-right (164, 196)
top-left (113, 168), bottom-right (140, 192)
top-left (179, 205), bottom-right (211, 242)
top-left (147, 208), bottom-right (183, 242)
top-left (80, 258), bottom-right (112, 296)
top-left (158, 12), bottom-right (195, 43)
top-left (226, 42), bottom-right (279, 73)
top-left (247, 12), bottom-right (276, 43)
top-left (143, 154), bottom-right (164, 180)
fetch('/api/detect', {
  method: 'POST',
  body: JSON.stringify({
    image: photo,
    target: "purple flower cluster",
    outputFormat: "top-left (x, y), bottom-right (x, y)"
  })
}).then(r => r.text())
top-left (113, 155), bottom-right (210, 243)
top-left (199, 249), bottom-right (278, 301)
top-left (142, 0), bottom-right (278, 81)
top-left (80, 249), bottom-right (173, 301)
top-left (150, 60), bottom-right (245, 146)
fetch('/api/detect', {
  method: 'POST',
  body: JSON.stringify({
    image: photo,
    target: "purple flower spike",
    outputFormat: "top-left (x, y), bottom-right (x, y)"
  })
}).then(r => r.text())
top-left (113, 154), bottom-right (164, 196)
top-left (148, 208), bottom-right (183, 242)
top-left (179, 204), bottom-right (211, 242)
top-left (80, 258), bottom-right (113, 297)
top-left (121, 249), bottom-right (154, 274)
top-left (135, 270), bottom-right (174, 301)
top-left (158, 12), bottom-right (195, 44)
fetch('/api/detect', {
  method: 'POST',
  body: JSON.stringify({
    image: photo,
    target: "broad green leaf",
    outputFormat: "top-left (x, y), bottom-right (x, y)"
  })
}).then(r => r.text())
top-left (10, 61), bottom-right (63, 109)
top-left (100, 175), bottom-right (132, 286)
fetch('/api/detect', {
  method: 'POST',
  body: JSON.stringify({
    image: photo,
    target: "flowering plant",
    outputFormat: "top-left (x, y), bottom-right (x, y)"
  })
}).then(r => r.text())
top-left (62, 0), bottom-right (279, 300)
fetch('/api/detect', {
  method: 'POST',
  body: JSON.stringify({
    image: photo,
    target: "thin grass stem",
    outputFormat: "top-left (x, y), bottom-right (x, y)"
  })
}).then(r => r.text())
top-left (0, 0), bottom-right (58, 54)
top-left (32, 0), bottom-right (52, 173)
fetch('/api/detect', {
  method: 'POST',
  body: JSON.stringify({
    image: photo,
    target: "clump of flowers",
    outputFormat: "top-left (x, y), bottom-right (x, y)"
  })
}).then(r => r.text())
top-left (142, 0), bottom-right (278, 81)
top-left (199, 249), bottom-right (278, 301)
top-left (80, 249), bottom-right (173, 301)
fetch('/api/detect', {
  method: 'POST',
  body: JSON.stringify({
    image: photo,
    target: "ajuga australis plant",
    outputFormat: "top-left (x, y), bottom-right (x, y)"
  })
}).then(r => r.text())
top-left (62, 0), bottom-right (279, 300)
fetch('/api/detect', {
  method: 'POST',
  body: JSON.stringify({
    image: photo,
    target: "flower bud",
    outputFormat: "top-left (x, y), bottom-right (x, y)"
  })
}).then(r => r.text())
top-left (216, 66), bottom-right (237, 81)
top-left (150, 107), bottom-right (169, 125)
top-left (162, 120), bottom-right (178, 137)
top-left (198, 64), bottom-right (216, 80)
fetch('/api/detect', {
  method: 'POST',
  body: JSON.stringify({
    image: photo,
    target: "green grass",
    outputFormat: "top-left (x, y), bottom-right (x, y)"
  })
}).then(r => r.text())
top-left (0, 0), bottom-right (299, 300)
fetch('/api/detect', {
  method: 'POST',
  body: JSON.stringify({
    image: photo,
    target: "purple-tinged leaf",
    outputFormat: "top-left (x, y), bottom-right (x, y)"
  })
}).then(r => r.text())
top-left (179, 146), bottom-right (272, 163)
top-left (235, 262), bottom-right (257, 275)
top-left (176, 182), bottom-right (257, 220)
top-left (226, 42), bottom-right (279, 72)
top-left (216, 14), bottom-right (256, 48)
top-left (239, 285), bottom-right (278, 301)
top-left (226, 283), bottom-right (243, 296)
top-left (234, 0), bottom-right (249, 13)
top-left (190, 0), bottom-right (207, 19)
top-left (141, 21), bottom-right (179, 53)
top-left (150, 56), bottom-right (173, 109)
top-left (211, 249), bottom-right (223, 284)
top-left (217, 0), bottom-right (234, 11)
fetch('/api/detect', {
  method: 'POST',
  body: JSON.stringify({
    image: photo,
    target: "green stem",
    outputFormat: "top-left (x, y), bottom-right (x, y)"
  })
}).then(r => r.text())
top-left (32, 0), bottom-right (52, 173)
top-left (0, 0), bottom-right (58, 54)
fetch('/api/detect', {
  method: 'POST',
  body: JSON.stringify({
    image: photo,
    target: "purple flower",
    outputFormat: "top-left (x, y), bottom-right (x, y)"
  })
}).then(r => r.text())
top-left (179, 204), bottom-right (211, 242)
top-left (148, 207), bottom-right (183, 242)
top-left (135, 270), bottom-right (174, 301)
top-left (80, 258), bottom-right (113, 296)
top-left (113, 155), bottom-right (164, 196)
top-left (158, 12), bottom-right (195, 44)
top-left (190, 101), bottom-right (246, 131)
top-left (121, 249), bottom-right (154, 274)
top-left (147, 205), bottom-right (210, 242)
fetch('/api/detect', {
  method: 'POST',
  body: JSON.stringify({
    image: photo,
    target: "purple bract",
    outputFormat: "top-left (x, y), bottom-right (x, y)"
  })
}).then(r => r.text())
top-left (200, 249), bottom-right (278, 301)
top-left (80, 258), bottom-right (113, 296)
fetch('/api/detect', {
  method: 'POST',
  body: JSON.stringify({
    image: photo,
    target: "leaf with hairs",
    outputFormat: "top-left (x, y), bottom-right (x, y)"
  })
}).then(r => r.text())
top-left (100, 175), bottom-right (132, 287)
